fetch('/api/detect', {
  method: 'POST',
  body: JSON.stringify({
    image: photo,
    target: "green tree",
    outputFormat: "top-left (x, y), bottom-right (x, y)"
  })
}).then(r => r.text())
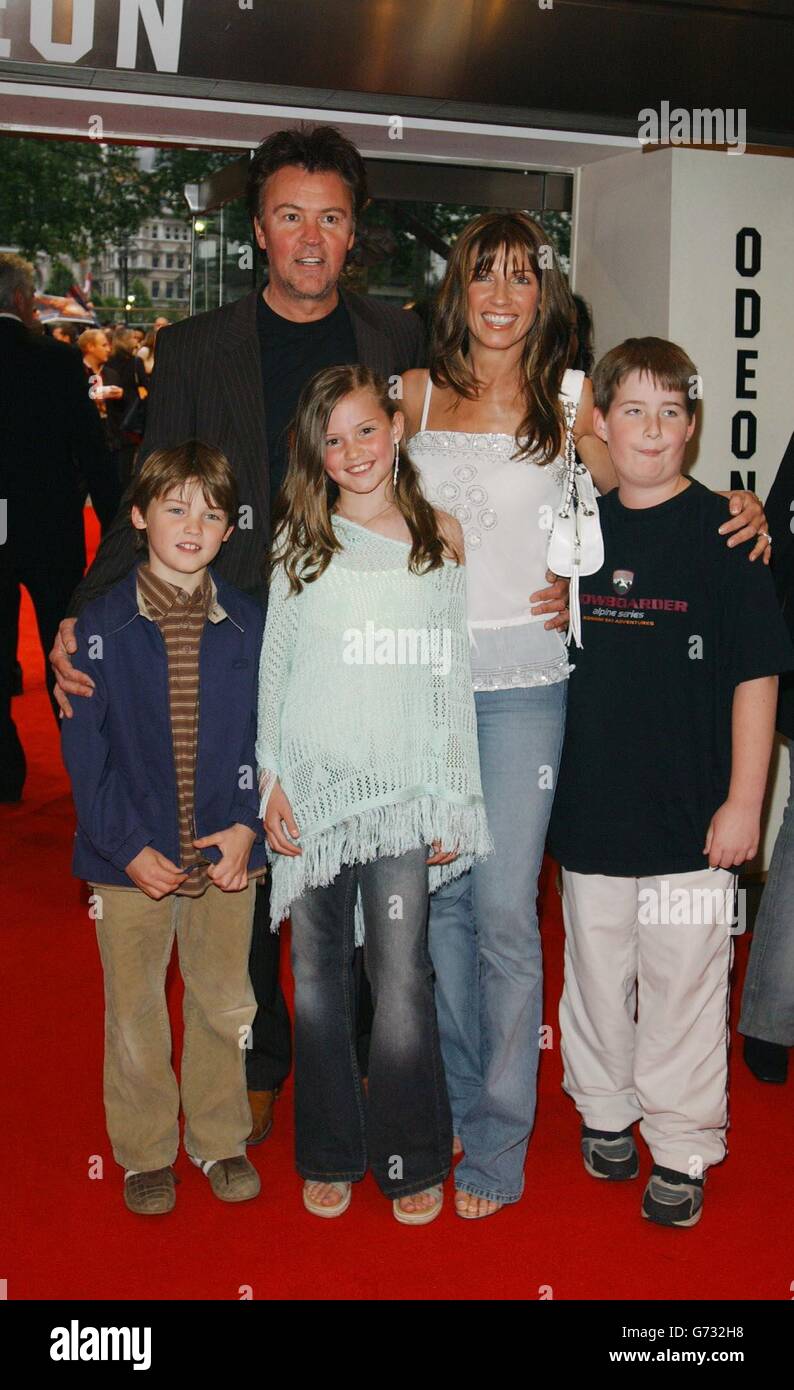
top-left (0, 138), bottom-right (102, 259)
top-left (150, 146), bottom-right (232, 204)
top-left (93, 146), bottom-right (164, 261)
top-left (129, 277), bottom-right (152, 307)
top-left (0, 137), bottom-right (165, 261)
top-left (45, 258), bottom-right (75, 295)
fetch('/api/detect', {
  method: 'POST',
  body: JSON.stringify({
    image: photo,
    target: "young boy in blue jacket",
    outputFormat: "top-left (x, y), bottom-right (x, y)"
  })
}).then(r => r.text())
top-left (61, 441), bottom-right (267, 1215)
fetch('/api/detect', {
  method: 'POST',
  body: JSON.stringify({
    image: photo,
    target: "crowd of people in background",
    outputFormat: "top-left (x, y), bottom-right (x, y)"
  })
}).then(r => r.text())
top-left (46, 314), bottom-right (171, 487)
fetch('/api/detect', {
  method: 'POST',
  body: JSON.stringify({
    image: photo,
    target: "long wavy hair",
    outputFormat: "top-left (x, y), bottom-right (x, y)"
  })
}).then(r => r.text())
top-left (271, 364), bottom-right (448, 594)
top-left (431, 211), bottom-right (577, 463)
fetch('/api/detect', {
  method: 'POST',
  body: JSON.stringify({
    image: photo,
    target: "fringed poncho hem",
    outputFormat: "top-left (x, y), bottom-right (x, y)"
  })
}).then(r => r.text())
top-left (268, 793), bottom-right (493, 943)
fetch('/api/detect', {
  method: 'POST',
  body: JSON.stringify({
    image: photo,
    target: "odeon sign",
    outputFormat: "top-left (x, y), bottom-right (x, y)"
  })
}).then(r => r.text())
top-left (0, 0), bottom-right (185, 72)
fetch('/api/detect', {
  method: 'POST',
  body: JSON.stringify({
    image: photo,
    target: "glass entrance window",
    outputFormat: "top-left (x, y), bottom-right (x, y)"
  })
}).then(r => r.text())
top-left (191, 197), bottom-right (258, 315)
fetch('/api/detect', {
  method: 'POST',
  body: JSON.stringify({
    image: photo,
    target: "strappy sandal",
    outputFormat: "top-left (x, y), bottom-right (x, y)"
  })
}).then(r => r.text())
top-left (393, 1184), bottom-right (443, 1226)
top-left (302, 1180), bottom-right (352, 1218)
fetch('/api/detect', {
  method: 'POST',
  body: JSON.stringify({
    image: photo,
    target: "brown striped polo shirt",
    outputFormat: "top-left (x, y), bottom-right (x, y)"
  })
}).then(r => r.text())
top-left (137, 563), bottom-right (213, 897)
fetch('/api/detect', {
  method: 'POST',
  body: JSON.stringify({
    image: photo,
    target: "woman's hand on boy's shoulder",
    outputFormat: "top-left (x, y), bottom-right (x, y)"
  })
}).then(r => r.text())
top-left (716, 490), bottom-right (772, 564)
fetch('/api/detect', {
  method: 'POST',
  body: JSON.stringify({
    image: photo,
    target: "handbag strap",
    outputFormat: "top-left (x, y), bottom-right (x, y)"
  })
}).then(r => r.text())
top-left (558, 398), bottom-right (579, 519)
top-left (560, 397), bottom-right (585, 648)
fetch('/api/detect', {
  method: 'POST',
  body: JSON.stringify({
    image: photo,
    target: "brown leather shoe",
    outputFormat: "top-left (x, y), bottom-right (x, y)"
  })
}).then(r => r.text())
top-left (123, 1167), bottom-right (178, 1215)
top-left (205, 1155), bottom-right (261, 1203)
top-left (247, 1088), bottom-right (276, 1145)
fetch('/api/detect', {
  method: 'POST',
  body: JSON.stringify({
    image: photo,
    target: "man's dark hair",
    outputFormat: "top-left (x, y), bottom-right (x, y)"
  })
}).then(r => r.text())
top-left (246, 125), bottom-right (368, 227)
top-left (50, 322), bottom-right (81, 345)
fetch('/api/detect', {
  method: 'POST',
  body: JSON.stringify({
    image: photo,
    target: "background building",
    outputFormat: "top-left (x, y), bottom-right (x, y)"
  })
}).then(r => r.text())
top-left (94, 204), bottom-right (190, 315)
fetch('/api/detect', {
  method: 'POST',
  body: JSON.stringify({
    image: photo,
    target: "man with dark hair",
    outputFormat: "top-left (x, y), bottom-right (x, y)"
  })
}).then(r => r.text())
top-left (49, 125), bottom-right (426, 1145)
top-left (50, 322), bottom-right (81, 346)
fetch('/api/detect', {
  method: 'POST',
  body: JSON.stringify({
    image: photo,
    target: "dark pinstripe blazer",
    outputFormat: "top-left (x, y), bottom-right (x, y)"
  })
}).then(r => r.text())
top-left (69, 287), bottom-right (425, 613)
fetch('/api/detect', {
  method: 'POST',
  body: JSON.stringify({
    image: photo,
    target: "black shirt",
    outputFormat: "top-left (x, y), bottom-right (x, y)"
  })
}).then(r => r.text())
top-left (256, 291), bottom-right (358, 515)
top-left (547, 479), bottom-right (794, 877)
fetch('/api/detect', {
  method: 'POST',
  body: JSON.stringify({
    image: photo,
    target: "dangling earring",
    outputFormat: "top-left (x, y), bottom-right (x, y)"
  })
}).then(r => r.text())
top-left (392, 440), bottom-right (400, 493)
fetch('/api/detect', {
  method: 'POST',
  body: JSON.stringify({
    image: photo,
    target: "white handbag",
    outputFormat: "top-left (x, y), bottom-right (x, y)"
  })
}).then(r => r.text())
top-left (546, 394), bottom-right (604, 648)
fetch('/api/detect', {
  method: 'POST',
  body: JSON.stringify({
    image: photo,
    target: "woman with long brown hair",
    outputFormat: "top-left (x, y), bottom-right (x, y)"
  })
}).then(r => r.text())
top-left (401, 210), bottom-right (768, 1219)
top-left (256, 363), bottom-right (492, 1224)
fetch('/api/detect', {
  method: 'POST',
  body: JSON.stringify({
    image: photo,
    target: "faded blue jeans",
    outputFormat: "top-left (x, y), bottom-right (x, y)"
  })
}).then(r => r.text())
top-left (740, 740), bottom-right (794, 1047)
top-left (290, 848), bottom-right (452, 1199)
top-left (428, 681), bottom-right (568, 1204)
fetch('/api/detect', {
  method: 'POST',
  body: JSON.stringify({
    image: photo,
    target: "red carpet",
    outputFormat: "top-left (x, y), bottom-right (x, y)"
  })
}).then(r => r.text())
top-left (3, 513), bottom-right (792, 1301)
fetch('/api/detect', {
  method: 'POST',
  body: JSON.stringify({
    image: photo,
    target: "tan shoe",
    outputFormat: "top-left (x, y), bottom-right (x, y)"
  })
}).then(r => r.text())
top-left (247, 1088), bottom-right (276, 1145)
top-left (123, 1167), bottom-right (178, 1215)
top-left (204, 1155), bottom-right (261, 1203)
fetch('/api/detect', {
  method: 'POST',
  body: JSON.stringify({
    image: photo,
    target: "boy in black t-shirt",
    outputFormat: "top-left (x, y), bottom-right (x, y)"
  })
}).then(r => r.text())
top-left (547, 337), bottom-right (793, 1228)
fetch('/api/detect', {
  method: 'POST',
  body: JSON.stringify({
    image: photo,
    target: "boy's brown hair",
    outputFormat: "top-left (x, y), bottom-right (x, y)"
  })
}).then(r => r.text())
top-left (592, 337), bottom-right (699, 419)
top-left (130, 440), bottom-right (238, 549)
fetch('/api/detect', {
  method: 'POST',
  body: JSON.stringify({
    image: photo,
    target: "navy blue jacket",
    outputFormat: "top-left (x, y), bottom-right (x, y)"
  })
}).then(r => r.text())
top-left (61, 564), bottom-right (267, 886)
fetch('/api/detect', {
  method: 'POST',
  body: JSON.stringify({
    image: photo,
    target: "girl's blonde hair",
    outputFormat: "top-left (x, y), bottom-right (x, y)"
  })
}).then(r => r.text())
top-left (431, 211), bottom-right (577, 463)
top-left (272, 364), bottom-right (448, 594)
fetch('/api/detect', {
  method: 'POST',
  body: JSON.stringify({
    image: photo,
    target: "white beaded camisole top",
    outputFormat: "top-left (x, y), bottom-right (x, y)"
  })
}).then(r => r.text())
top-left (409, 368), bottom-right (585, 691)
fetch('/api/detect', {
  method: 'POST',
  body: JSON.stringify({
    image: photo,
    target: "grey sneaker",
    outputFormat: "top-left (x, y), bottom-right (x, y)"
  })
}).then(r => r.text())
top-left (581, 1124), bottom-right (639, 1180)
top-left (194, 1155), bottom-right (261, 1203)
top-left (123, 1167), bottom-right (178, 1215)
top-left (642, 1166), bottom-right (704, 1227)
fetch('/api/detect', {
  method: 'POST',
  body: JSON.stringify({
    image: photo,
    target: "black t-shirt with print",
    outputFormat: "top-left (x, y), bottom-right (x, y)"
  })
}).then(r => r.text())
top-left (547, 478), bottom-right (794, 877)
top-left (256, 292), bottom-right (358, 517)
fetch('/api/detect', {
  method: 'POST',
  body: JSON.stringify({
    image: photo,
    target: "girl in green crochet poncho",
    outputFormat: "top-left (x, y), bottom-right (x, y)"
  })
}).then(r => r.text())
top-left (256, 364), bottom-right (492, 1226)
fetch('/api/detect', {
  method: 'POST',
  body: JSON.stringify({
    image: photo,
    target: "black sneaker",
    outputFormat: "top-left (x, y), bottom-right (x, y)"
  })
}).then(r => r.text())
top-left (642, 1165), bottom-right (704, 1228)
top-left (581, 1123), bottom-right (639, 1180)
top-left (743, 1035), bottom-right (789, 1084)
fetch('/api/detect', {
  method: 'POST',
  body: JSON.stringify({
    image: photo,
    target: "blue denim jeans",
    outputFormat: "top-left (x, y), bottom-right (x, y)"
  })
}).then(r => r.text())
top-left (290, 847), bottom-right (452, 1199)
top-left (740, 740), bottom-right (794, 1047)
top-left (428, 681), bottom-right (568, 1204)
